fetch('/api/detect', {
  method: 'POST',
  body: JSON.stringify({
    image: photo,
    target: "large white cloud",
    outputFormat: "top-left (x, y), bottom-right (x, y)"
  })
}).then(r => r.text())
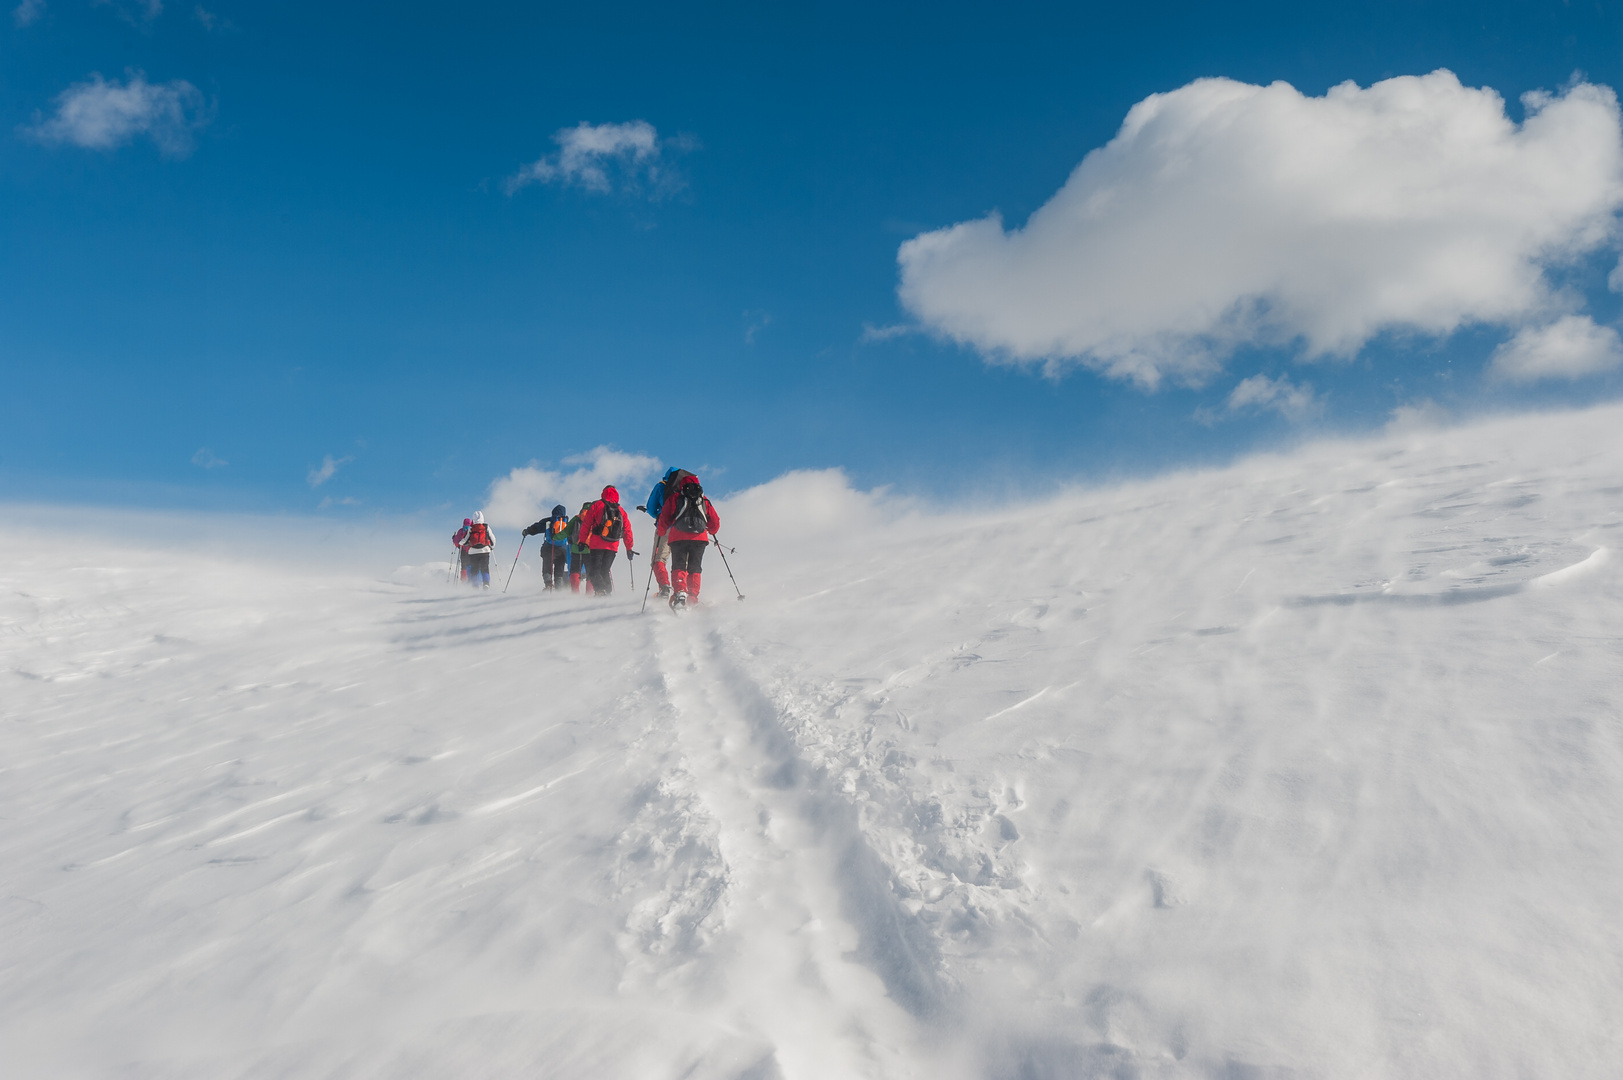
top-left (27, 71), bottom-right (207, 157)
top-left (482, 446), bottom-right (661, 529)
top-left (897, 71), bottom-right (1623, 387)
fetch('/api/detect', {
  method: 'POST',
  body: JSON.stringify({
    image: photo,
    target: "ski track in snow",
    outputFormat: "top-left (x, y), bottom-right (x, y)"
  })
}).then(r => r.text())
top-left (4, 405), bottom-right (1623, 1078)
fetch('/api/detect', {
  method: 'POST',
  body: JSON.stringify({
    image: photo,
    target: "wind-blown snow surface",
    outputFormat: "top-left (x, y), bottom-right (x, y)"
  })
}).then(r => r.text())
top-left (4, 407), bottom-right (1623, 1079)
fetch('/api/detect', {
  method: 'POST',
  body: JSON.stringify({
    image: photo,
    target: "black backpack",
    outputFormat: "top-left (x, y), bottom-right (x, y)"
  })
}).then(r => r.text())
top-left (596, 502), bottom-right (625, 541)
top-left (671, 483), bottom-right (709, 534)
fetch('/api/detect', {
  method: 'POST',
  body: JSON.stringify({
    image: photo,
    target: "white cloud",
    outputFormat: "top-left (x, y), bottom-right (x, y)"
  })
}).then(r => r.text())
top-left (13, 0), bottom-right (44, 27)
top-left (27, 72), bottom-right (208, 157)
top-left (482, 446), bottom-right (661, 529)
top-left (897, 70), bottom-right (1623, 388)
top-left (506, 120), bottom-right (689, 197)
top-left (859, 322), bottom-right (917, 344)
top-left (1488, 315), bottom-right (1623, 381)
top-left (191, 447), bottom-right (226, 469)
top-left (307, 455), bottom-right (352, 488)
top-left (94, 0), bottom-right (162, 21)
top-left (1226, 373), bottom-right (1321, 421)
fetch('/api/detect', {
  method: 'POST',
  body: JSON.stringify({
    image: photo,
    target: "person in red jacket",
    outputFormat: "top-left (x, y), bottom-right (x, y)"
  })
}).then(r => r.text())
top-left (655, 474), bottom-right (720, 610)
top-left (577, 485), bottom-right (635, 596)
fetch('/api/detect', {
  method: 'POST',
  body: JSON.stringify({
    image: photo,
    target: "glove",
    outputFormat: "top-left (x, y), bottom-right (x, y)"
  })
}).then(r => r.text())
top-left (521, 527), bottom-right (535, 536)
top-left (636, 505), bottom-right (647, 513)
top-left (627, 549), bottom-right (638, 561)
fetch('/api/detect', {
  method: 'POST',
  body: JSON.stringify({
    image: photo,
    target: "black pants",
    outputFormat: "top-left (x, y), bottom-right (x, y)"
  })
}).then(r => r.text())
top-left (465, 552), bottom-right (491, 584)
top-left (585, 547), bottom-right (617, 594)
top-left (669, 539), bottom-right (706, 575)
top-left (541, 545), bottom-right (568, 586)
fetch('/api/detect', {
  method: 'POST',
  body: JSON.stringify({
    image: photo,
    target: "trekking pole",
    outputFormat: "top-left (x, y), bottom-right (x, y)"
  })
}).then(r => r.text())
top-left (712, 539), bottom-right (745, 601)
top-left (503, 535), bottom-right (527, 594)
top-left (640, 552), bottom-right (656, 612)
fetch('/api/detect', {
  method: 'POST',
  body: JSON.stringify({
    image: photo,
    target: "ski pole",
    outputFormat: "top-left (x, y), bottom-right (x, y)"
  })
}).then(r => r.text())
top-left (503, 535), bottom-right (526, 593)
top-left (712, 539), bottom-right (745, 601)
top-left (640, 550), bottom-right (655, 612)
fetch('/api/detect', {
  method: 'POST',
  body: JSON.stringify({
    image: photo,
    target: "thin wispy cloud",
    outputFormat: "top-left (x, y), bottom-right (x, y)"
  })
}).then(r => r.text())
top-left (194, 4), bottom-right (231, 31)
top-left (1489, 315), bottom-right (1623, 382)
top-left (13, 0), bottom-right (43, 27)
top-left (191, 447), bottom-right (227, 469)
top-left (506, 120), bottom-right (692, 197)
top-left (743, 311), bottom-right (772, 345)
top-left (26, 72), bottom-right (209, 157)
top-left (307, 454), bottom-right (352, 488)
top-left (860, 322), bottom-right (917, 344)
top-left (1226, 374), bottom-right (1321, 421)
top-left (898, 70), bottom-right (1623, 388)
top-left (93, 0), bottom-right (162, 23)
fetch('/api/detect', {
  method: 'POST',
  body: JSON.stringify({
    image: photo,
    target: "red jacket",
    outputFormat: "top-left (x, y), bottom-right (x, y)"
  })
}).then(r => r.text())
top-left (579, 495), bottom-right (635, 553)
top-left (657, 486), bottom-right (720, 543)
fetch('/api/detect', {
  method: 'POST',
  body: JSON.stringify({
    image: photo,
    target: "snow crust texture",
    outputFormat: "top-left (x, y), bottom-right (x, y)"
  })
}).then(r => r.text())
top-left (4, 406), bottom-right (1623, 1079)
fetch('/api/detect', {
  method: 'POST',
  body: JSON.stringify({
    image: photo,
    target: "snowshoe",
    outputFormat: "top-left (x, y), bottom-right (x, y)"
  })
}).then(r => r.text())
top-left (669, 591), bottom-right (687, 613)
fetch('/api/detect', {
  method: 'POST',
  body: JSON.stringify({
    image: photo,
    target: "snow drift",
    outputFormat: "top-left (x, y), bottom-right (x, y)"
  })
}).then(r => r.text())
top-left (3, 405), bottom-right (1622, 1078)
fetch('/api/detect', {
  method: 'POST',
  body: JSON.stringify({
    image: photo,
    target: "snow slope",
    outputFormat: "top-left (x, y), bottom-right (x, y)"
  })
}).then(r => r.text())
top-left (3, 406), bottom-right (1622, 1079)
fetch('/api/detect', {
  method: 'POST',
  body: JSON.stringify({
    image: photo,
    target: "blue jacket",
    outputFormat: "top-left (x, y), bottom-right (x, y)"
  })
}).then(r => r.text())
top-left (645, 468), bottom-right (680, 522)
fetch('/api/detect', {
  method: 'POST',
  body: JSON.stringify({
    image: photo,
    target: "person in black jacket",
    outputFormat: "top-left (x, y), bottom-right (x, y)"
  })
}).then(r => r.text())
top-left (521, 504), bottom-right (572, 591)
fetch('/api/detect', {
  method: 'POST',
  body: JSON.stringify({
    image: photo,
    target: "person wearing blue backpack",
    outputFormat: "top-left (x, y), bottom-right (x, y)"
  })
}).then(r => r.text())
top-left (520, 504), bottom-right (571, 591)
top-left (640, 467), bottom-right (692, 600)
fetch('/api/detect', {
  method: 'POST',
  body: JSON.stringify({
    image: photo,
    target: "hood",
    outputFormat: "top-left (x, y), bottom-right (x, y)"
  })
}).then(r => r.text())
top-left (663, 467), bottom-right (680, 482)
top-left (580, 502), bottom-right (593, 513)
top-left (601, 485), bottom-right (620, 504)
top-left (551, 504), bottom-right (566, 517)
top-left (462, 518), bottom-right (471, 525)
top-left (472, 511), bottom-right (485, 524)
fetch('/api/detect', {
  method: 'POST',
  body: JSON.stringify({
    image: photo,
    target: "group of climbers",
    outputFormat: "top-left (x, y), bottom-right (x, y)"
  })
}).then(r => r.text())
top-left (520, 487), bottom-right (640, 596)
top-left (449, 512), bottom-right (495, 588)
top-left (441, 467), bottom-right (720, 610)
top-left (454, 466), bottom-right (719, 611)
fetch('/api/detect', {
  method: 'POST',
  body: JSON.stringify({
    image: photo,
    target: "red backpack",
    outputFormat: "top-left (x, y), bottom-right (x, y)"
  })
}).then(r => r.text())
top-left (467, 522), bottom-right (491, 547)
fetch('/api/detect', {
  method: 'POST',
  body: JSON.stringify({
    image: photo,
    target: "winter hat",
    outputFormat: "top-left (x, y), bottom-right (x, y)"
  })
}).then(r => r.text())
top-left (552, 504), bottom-right (566, 516)
top-left (472, 511), bottom-right (485, 524)
top-left (463, 518), bottom-right (471, 525)
top-left (602, 485), bottom-right (619, 503)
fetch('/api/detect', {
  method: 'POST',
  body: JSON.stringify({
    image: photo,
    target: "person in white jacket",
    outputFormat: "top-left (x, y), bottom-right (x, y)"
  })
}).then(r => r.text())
top-left (463, 511), bottom-right (495, 588)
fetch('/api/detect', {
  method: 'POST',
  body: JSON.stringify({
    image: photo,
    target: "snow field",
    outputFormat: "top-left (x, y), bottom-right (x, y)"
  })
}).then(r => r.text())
top-left (3, 404), bottom-right (1622, 1078)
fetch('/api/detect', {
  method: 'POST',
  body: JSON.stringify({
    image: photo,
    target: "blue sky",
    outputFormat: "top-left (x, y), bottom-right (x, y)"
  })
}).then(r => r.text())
top-left (3, 0), bottom-right (1622, 520)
